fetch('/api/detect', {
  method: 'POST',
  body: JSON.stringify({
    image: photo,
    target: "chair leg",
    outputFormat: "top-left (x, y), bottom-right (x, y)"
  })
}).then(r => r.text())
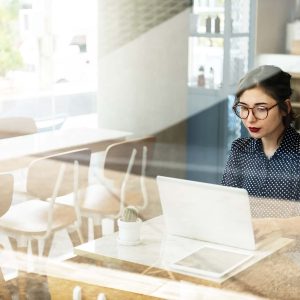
top-left (114, 219), bottom-right (118, 232)
top-left (30, 239), bottom-right (39, 256)
top-left (93, 224), bottom-right (102, 239)
top-left (42, 234), bottom-right (54, 257)
top-left (8, 237), bottom-right (17, 251)
top-left (76, 228), bottom-right (84, 245)
top-left (68, 230), bottom-right (83, 247)
top-left (81, 217), bottom-right (89, 242)
top-left (16, 245), bottom-right (28, 300)
top-left (0, 246), bottom-right (12, 300)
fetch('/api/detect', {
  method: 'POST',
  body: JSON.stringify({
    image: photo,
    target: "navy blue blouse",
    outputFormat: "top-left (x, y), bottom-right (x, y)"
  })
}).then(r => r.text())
top-left (222, 126), bottom-right (300, 202)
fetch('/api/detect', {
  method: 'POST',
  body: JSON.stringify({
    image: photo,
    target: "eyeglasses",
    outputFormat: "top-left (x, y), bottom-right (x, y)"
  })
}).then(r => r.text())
top-left (233, 103), bottom-right (278, 120)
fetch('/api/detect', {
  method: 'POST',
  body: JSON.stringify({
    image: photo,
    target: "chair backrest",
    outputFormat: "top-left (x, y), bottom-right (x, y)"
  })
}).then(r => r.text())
top-left (0, 174), bottom-right (13, 216)
top-left (27, 148), bottom-right (91, 200)
top-left (103, 136), bottom-right (155, 181)
top-left (0, 117), bottom-right (37, 138)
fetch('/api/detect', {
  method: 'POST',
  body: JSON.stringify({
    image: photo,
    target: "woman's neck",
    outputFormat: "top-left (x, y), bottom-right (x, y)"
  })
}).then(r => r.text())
top-left (262, 141), bottom-right (279, 158)
top-left (261, 126), bottom-right (285, 158)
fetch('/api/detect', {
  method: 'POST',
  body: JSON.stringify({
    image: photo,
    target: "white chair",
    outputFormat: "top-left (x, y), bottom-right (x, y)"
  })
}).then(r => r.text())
top-left (57, 136), bottom-right (155, 239)
top-left (0, 148), bottom-right (91, 257)
top-left (0, 174), bottom-right (13, 300)
top-left (0, 117), bottom-right (38, 197)
top-left (0, 117), bottom-right (37, 139)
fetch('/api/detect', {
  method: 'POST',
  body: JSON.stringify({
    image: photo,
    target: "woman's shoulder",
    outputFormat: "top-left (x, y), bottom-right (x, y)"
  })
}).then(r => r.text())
top-left (231, 137), bottom-right (254, 152)
top-left (232, 137), bottom-right (251, 146)
top-left (285, 126), bottom-right (300, 153)
top-left (293, 130), bottom-right (300, 152)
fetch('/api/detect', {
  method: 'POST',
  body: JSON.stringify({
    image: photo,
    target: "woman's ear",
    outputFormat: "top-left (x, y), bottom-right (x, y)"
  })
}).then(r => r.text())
top-left (284, 99), bottom-right (292, 115)
top-left (286, 99), bottom-right (292, 113)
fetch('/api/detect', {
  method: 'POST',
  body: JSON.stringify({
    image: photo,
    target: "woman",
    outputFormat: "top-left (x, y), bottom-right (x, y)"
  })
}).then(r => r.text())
top-left (222, 65), bottom-right (300, 237)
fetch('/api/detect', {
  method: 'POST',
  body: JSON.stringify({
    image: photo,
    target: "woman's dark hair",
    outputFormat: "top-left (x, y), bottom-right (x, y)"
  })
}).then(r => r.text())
top-left (234, 65), bottom-right (295, 129)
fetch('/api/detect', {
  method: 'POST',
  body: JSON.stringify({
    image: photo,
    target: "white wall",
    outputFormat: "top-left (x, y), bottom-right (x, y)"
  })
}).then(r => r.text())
top-left (97, 9), bottom-right (189, 136)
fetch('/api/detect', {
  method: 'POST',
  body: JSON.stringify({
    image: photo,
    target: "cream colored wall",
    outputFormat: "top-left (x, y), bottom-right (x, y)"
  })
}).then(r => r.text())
top-left (97, 9), bottom-right (189, 136)
top-left (256, 0), bottom-right (295, 54)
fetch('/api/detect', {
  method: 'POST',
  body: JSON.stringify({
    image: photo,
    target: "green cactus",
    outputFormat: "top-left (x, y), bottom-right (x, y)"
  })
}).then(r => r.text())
top-left (121, 206), bottom-right (138, 222)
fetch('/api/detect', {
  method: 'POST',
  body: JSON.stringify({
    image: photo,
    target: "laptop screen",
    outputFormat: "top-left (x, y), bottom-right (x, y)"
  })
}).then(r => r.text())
top-left (156, 176), bottom-right (256, 250)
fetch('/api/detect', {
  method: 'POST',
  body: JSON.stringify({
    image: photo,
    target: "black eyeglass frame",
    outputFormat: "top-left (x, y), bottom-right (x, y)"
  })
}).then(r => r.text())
top-left (232, 103), bottom-right (279, 120)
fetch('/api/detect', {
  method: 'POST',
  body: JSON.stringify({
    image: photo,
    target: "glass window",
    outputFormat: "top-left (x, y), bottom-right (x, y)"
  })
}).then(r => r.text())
top-left (0, 0), bottom-right (97, 130)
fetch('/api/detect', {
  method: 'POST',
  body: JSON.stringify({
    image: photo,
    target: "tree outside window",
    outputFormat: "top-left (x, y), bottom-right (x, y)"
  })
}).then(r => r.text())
top-left (0, 0), bottom-right (23, 77)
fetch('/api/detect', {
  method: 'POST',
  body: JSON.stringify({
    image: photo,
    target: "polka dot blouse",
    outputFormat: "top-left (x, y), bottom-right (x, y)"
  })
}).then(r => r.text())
top-left (222, 126), bottom-right (300, 205)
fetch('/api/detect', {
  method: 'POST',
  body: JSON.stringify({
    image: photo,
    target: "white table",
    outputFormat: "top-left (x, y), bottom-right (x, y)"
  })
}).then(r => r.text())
top-left (74, 216), bottom-right (293, 285)
top-left (0, 127), bottom-right (131, 171)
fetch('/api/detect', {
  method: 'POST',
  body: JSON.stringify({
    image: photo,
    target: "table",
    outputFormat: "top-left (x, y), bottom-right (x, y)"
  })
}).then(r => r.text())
top-left (0, 249), bottom-right (264, 300)
top-left (74, 216), bottom-right (300, 300)
top-left (0, 127), bottom-right (131, 172)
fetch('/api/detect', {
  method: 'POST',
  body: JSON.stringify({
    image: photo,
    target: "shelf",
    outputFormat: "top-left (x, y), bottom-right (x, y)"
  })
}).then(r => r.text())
top-left (188, 0), bottom-right (253, 100)
top-left (291, 102), bottom-right (300, 109)
top-left (291, 72), bottom-right (300, 79)
top-left (190, 32), bottom-right (249, 38)
top-left (193, 7), bottom-right (224, 14)
top-left (190, 32), bottom-right (224, 38)
top-left (230, 32), bottom-right (250, 38)
top-left (188, 85), bottom-right (221, 96)
top-left (256, 54), bottom-right (300, 75)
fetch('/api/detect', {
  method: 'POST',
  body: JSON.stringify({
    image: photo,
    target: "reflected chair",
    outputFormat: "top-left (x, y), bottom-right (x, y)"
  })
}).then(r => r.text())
top-left (0, 174), bottom-right (14, 300)
top-left (0, 148), bottom-right (91, 257)
top-left (0, 117), bottom-right (38, 196)
top-left (57, 136), bottom-right (155, 239)
top-left (0, 117), bottom-right (37, 139)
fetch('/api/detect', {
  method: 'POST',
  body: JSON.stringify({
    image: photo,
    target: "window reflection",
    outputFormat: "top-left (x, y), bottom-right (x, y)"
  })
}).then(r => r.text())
top-left (0, 1), bottom-right (298, 300)
top-left (0, 0), bottom-right (97, 130)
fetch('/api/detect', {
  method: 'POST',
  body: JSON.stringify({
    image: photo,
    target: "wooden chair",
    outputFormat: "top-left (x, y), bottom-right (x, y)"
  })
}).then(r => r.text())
top-left (0, 148), bottom-right (91, 257)
top-left (0, 117), bottom-right (37, 139)
top-left (57, 137), bottom-right (155, 239)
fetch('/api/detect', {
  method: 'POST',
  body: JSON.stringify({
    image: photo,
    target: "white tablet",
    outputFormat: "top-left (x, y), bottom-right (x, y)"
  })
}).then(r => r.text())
top-left (170, 246), bottom-right (253, 278)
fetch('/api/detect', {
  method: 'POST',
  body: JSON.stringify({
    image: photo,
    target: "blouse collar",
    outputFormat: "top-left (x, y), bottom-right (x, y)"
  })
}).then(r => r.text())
top-left (250, 126), bottom-right (298, 155)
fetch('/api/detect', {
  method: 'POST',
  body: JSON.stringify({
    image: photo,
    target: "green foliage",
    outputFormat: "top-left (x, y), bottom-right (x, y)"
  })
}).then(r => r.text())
top-left (121, 206), bottom-right (138, 222)
top-left (0, 0), bottom-right (23, 77)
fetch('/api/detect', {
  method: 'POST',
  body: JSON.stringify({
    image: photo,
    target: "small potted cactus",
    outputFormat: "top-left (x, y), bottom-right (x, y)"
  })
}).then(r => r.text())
top-left (117, 206), bottom-right (142, 245)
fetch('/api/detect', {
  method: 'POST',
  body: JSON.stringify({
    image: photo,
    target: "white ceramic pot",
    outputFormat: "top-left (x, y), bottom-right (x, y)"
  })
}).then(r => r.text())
top-left (117, 218), bottom-right (142, 245)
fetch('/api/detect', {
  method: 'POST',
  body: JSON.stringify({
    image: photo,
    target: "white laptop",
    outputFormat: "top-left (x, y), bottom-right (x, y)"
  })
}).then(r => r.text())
top-left (156, 176), bottom-right (256, 278)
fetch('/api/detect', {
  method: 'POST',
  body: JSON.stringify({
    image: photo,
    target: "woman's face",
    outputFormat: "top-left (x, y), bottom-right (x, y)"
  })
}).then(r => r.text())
top-left (239, 87), bottom-right (286, 141)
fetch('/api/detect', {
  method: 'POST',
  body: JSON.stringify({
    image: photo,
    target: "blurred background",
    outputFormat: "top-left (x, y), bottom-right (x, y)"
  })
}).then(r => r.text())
top-left (1, 0), bottom-right (300, 184)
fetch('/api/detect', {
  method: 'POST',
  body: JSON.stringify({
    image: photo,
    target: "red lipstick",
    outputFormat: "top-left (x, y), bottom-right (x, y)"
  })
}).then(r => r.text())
top-left (249, 127), bottom-right (260, 133)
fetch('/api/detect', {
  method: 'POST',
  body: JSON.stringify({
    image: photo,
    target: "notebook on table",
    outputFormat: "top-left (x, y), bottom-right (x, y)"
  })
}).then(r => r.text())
top-left (156, 176), bottom-right (256, 278)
